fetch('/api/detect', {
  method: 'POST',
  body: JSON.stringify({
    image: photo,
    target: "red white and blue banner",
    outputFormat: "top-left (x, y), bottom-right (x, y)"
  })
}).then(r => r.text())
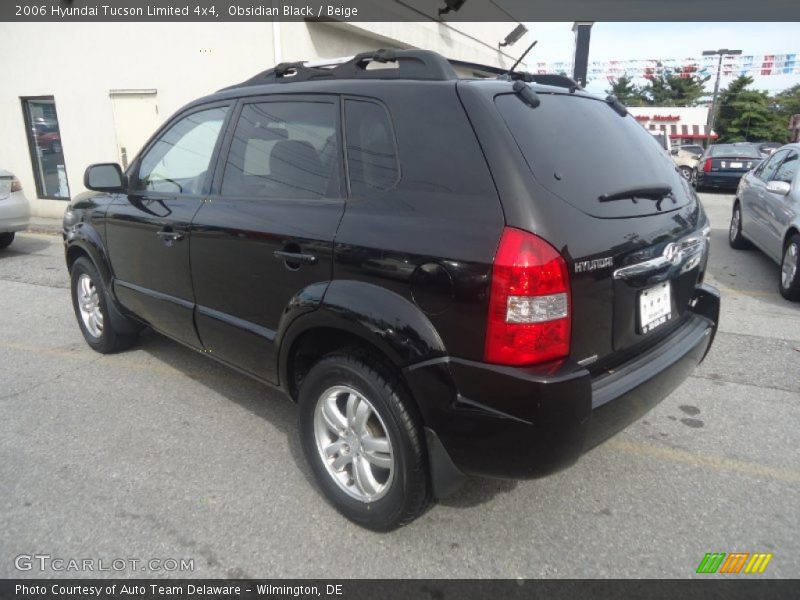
top-left (531, 54), bottom-right (799, 82)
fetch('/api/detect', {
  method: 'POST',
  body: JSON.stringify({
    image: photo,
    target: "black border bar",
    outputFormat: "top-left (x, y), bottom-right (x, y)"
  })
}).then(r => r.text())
top-left (2, 579), bottom-right (800, 600)
top-left (4, 0), bottom-right (800, 22)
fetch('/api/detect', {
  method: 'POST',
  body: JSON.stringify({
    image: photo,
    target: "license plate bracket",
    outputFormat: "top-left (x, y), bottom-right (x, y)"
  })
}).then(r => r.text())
top-left (639, 281), bottom-right (672, 334)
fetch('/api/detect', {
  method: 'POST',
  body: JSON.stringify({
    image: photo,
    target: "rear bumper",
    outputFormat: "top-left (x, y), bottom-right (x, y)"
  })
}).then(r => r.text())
top-left (697, 172), bottom-right (746, 189)
top-left (0, 195), bottom-right (31, 232)
top-left (405, 284), bottom-right (719, 488)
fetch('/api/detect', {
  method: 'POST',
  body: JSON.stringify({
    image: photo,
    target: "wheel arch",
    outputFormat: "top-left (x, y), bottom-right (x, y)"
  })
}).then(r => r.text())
top-left (65, 227), bottom-right (113, 288)
top-left (277, 281), bottom-right (448, 402)
top-left (66, 231), bottom-right (142, 335)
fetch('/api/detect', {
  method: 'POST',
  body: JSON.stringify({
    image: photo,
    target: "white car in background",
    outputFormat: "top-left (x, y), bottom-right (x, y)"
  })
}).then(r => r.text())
top-left (0, 170), bottom-right (30, 248)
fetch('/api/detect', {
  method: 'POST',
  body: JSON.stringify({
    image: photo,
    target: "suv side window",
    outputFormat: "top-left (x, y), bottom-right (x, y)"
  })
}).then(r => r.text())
top-left (220, 101), bottom-right (339, 198)
top-left (756, 149), bottom-right (790, 182)
top-left (134, 107), bottom-right (228, 194)
top-left (344, 99), bottom-right (399, 195)
top-left (774, 151), bottom-right (798, 185)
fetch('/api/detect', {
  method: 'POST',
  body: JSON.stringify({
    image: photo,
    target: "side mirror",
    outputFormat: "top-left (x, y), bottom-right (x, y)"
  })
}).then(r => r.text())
top-left (766, 180), bottom-right (791, 196)
top-left (84, 163), bottom-right (126, 193)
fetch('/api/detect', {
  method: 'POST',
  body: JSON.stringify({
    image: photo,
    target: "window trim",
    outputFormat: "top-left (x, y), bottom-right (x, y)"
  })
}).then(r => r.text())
top-left (210, 93), bottom-right (345, 201)
top-left (20, 95), bottom-right (70, 201)
top-left (127, 99), bottom-right (234, 199)
top-left (773, 150), bottom-right (799, 185)
top-left (756, 149), bottom-right (791, 183)
top-left (342, 95), bottom-right (401, 197)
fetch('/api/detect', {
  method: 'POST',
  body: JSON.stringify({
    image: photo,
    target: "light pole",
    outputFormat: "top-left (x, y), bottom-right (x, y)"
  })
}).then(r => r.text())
top-left (703, 48), bottom-right (742, 149)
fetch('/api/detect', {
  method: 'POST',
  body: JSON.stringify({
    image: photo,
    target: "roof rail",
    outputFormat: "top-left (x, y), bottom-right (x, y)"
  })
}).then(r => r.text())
top-left (448, 59), bottom-right (583, 92)
top-left (220, 49), bottom-right (459, 90)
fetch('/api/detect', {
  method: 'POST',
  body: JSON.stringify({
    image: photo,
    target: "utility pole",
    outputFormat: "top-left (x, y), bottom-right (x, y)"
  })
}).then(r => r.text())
top-left (572, 22), bottom-right (594, 87)
top-left (703, 48), bottom-right (742, 149)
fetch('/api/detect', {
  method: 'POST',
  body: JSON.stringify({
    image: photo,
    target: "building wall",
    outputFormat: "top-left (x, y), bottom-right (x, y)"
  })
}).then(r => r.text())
top-left (0, 21), bottom-right (525, 218)
top-left (626, 106), bottom-right (715, 147)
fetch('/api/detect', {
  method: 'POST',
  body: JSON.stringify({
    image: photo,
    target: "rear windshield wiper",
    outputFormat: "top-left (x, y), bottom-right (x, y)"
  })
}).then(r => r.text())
top-left (598, 185), bottom-right (674, 210)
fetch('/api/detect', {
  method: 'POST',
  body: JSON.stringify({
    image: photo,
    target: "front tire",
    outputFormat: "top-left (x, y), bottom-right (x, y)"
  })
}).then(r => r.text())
top-left (70, 256), bottom-right (138, 353)
top-left (0, 232), bottom-right (15, 249)
top-left (298, 351), bottom-right (431, 531)
top-left (729, 202), bottom-right (751, 250)
top-left (779, 234), bottom-right (800, 301)
top-left (679, 166), bottom-right (693, 181)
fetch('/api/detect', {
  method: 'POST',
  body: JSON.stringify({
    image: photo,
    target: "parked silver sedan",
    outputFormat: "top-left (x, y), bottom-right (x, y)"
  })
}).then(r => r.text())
top-left (729, 143), bottom-right (800, 300)
top-left (0, 170), bottom-right (31, 249)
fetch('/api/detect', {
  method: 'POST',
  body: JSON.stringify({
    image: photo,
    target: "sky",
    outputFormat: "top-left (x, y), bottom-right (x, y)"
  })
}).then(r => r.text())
top-left (521, 22), bottom-right (800, 96)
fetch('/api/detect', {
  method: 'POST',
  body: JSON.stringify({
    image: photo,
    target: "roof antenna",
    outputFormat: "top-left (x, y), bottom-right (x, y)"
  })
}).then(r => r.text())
top-left (504, 40), bottom-right (537, 78)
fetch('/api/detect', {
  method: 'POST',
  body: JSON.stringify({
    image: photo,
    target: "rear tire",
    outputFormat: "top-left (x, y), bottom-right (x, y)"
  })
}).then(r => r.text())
top-left (0, 232), bottom-right (15, 249)
top-left (70, 257), bottom-right (138, 353)
top-left (298, 350), bottom-right (431, 531)
top-left (779, 234), bottom-right (800, 301)
top-left (729, 202), bottom-right (751, 250)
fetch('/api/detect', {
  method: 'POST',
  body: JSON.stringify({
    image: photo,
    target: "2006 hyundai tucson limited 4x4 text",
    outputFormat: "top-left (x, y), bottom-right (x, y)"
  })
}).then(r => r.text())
top-left (63, 50), bottom-right (719, 530)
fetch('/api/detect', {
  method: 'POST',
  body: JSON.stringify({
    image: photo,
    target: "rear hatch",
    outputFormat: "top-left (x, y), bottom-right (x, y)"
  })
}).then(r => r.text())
top-left (481, 85), bottom-right (709, 371)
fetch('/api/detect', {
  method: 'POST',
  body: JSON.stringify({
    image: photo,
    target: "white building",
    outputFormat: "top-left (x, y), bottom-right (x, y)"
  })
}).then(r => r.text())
top-left (627, 106), bottom-right (718, 148)
top-left (0, 21), bottom-right (525, 218)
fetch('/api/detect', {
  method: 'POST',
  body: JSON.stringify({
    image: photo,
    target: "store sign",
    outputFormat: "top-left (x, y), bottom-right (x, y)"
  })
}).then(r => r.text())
top-left (634, 115), bottom-right (681, 121)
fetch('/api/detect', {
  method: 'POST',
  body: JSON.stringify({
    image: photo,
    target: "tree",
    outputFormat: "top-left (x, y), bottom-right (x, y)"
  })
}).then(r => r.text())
top-left (716, 76), bottom-right (790, 143)
top-left (715, 76), bottom-right (754, 141)
top-left (723, 90), bottom-right (787, 142)
top-left (640, 64), bottom-right (710, 106)
top-left (606, 76), bottom-right (646, 106)
top-left (772, 84), bottom-right (800, 139)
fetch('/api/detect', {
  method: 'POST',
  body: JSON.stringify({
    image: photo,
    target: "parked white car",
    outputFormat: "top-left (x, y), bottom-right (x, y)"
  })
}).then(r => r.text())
top-left (0, 170), bottom-right (31, 248)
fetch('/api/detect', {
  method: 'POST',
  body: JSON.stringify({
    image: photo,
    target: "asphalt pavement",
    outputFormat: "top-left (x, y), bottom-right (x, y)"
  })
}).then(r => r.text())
top-left (1, 192), bottom-right (798, 578)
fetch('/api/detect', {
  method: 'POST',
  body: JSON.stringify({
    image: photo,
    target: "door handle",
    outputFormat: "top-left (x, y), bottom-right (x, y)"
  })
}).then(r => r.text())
top-left (273, 250), bottom-right (318, 266)
top-left (156, 230), bottom-right (184, 242)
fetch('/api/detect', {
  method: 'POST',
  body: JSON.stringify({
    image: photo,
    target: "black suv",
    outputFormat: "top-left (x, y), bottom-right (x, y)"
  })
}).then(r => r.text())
top-left (64, 50), bottom-right (719, 530)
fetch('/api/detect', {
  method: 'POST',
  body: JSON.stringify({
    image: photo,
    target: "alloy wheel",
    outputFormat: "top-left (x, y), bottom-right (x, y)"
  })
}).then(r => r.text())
top-left (313, 385), bottom-right (394, 502)
top-left (782, 242), bottom-right (798, 291)
top-left (77, 273), bottom-right (103, 338)
top-left (730, 208), bottom-right (741, 243)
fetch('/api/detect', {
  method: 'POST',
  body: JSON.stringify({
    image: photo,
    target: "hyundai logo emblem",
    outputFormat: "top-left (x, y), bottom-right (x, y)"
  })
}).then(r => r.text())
top-left (663, 243), bottom-right (682, 265)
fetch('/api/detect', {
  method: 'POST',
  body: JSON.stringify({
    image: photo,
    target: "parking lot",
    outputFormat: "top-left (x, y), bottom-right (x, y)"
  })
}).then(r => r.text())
top-left (0, 191), bottom-right (798, 579)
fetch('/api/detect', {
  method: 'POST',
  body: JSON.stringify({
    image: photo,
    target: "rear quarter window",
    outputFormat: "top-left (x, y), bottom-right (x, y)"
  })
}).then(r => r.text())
top-left (344, 99), bottom-right (399, 194)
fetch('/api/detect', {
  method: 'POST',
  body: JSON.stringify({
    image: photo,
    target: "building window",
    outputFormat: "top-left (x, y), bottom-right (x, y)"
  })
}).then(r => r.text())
top-left (21, 97), bottom-right (70, 199)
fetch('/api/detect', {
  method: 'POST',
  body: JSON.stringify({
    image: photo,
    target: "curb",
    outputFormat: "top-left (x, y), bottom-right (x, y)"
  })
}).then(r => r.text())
top-left (26, 225), bottom-right (62, 236)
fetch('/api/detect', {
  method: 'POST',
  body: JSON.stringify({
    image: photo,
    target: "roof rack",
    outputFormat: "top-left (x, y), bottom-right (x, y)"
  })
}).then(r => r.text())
top-left (449, 59), bottom-right (583, 92)
top-left (220, 50), bottom-right (583, 94)
top-left (221, 49), bottom-right (459, 90)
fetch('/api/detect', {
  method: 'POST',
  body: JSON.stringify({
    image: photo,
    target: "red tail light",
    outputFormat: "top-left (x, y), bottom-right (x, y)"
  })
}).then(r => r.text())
top-left (485, 227), bottom-right (571, 365)
top-left (703, 158), bottom-right (712, 173)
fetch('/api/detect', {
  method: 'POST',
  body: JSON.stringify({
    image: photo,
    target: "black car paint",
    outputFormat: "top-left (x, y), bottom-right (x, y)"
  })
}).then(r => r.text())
top-left (65, 71), bottom-right (719, 495)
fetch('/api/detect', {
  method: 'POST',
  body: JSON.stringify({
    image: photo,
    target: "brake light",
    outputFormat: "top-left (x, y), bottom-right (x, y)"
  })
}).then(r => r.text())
top-left (703, 158), bottom-right (712, 173)
top-left (10, 178), bottom-right (22, 192)
top-left (485, 227), bottom-right (571, 365)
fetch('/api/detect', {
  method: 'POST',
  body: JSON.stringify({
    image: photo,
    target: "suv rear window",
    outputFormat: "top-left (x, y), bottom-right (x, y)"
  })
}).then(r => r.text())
top-left (495, 92), bottom-right (690, 218)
